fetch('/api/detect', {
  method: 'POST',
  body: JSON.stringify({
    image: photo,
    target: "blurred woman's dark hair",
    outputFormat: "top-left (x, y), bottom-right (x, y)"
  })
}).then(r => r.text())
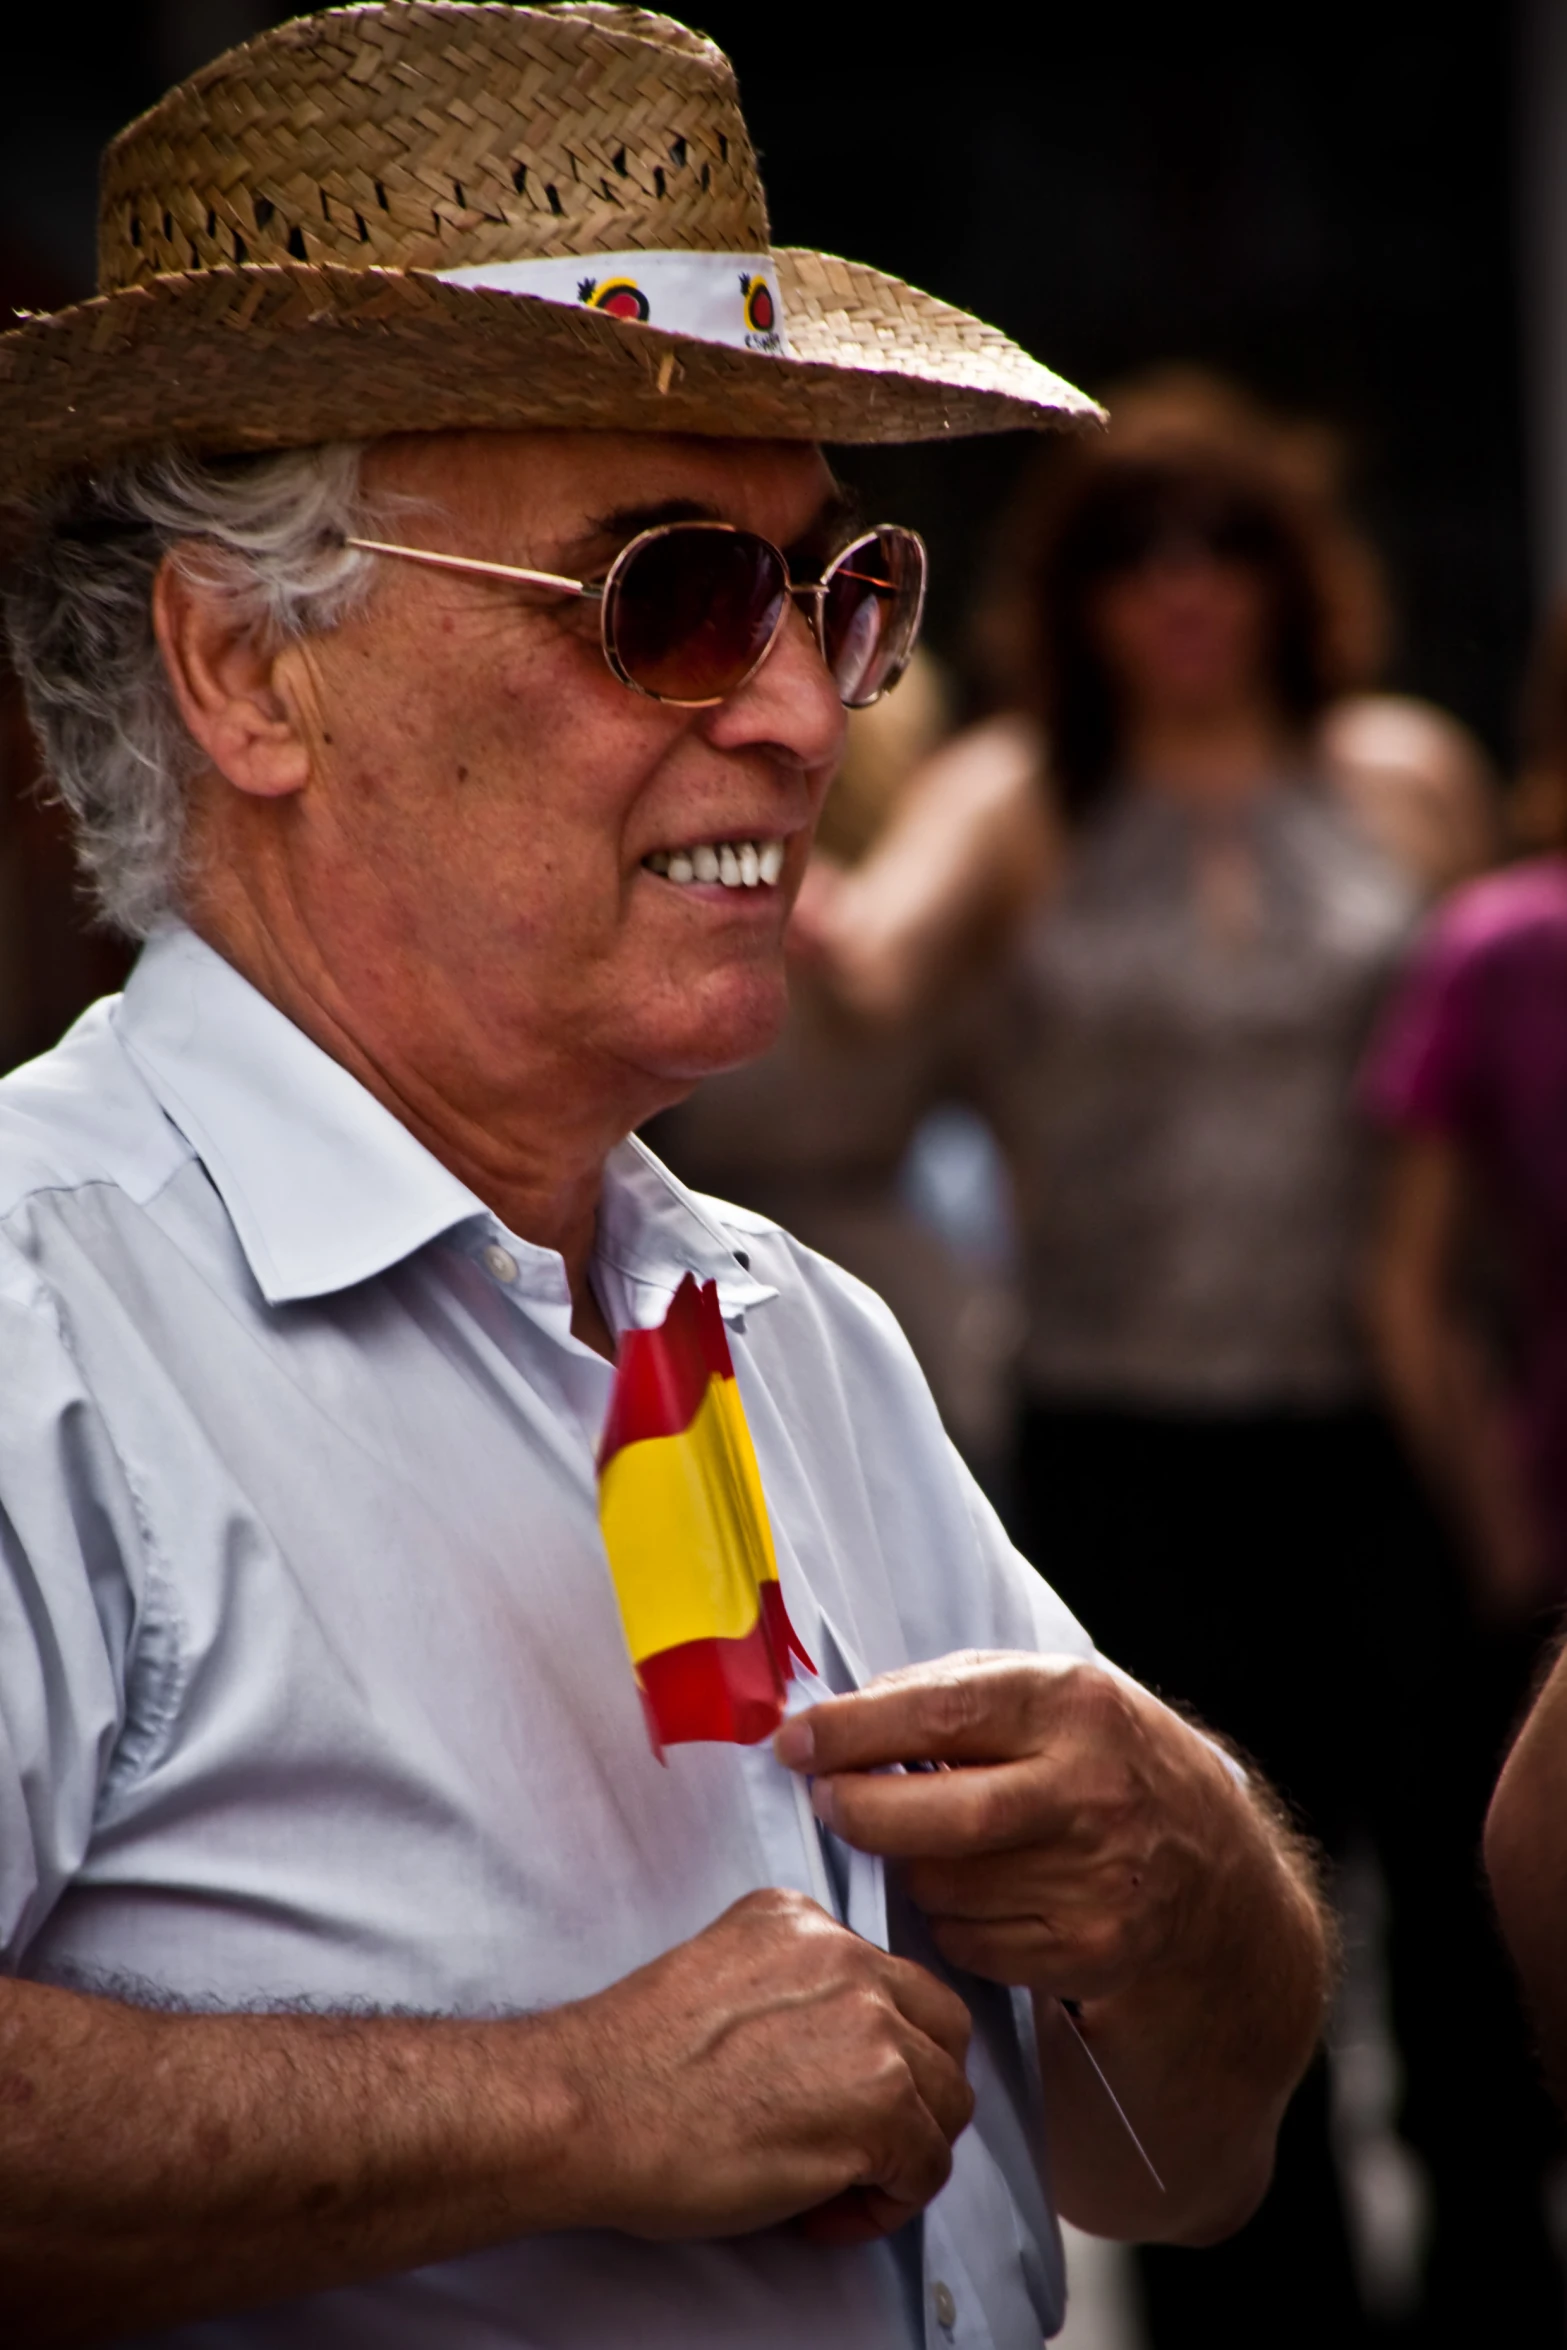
top-left (974, 369), bottom-right (1387, 823)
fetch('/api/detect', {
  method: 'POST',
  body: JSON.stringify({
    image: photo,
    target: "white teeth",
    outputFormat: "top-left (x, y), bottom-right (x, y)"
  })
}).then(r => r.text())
top-left (644, 837), bottom-right (787, 889)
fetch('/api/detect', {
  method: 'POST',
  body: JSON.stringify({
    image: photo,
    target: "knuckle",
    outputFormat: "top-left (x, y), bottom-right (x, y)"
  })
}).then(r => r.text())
top-left (895, 2064), bottom-right (933, 2125)
top-left (943, 1992), bottom-right (975, 2055)
top-left (877, 2055), bottom-right (938, 2143)
top-left (925, 1670), bottom-right (982, 1746)
top-left (969, 1775), bottom-right (1026, 1846)
top-left (1075, 1787), bottom-right (1139, 1860)
top-left (1063, 1656), bottom-right (1123, 1728)
top-left (1077, 1914), bottom-right (1122, 1971)
top-left (845, 1980), bottom-right (898, 2040)
top-left (736, 1884), bottom-right (807, 1922)
top-left (949, 2071), bottom-right (978, 2134)
top-left (1071, 1910), bottom-right (1136, 1985)
top-left (856, 2052), bottom-right (912, 2132)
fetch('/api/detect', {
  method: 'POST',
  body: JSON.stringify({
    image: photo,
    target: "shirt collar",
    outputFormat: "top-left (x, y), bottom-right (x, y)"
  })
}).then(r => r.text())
top-left (115, 925), bottom-right (774, 1317)
top-left (599, 1134), bottom-right (777, 1319)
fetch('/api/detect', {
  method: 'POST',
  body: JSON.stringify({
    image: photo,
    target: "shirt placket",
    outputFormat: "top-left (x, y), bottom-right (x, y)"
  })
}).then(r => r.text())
top-left (467, 1228), bottom-right (1000, 2350)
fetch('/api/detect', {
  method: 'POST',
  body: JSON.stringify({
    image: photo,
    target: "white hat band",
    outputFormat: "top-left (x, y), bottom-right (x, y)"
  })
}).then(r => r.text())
top-left (434, 250), bottom-right (788, 356)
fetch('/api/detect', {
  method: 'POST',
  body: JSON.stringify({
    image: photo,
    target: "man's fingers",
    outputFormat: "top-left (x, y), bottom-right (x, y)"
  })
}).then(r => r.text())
top-left (878, 1950), bottom-right (974, 2069)
top-left (776, 1654), bottom-right (1054, 1777)
top-left (902, 1851), bottom-right (1021, 1918)
top-left (894, 2018), bottom-right (977, 2148)
top-left (864, 2069), bottom-right (961, 2212)
top-left (815, 1756), bottom-right (1058, 1859)
top-left (798, 2185), bottom-right (929, 2246)
top-left (902, 1848), bottom-right (1080, 1920)
top-left (924, 1912), bottom-right (1084, 1991)
top-left (857, 2186), bottom-right (928, 2238)
top-left (796, 2188), bottom-right (899, 2246)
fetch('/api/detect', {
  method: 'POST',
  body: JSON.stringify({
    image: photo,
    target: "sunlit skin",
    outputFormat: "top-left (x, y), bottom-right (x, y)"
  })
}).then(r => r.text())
top-left (1090, 543), bottom-right (1286, 806)
top-left (155, 429), bottom-right (847, 1351)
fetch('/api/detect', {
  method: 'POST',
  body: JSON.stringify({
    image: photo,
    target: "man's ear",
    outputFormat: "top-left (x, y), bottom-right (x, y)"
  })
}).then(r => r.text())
top-left (152, 552), bottom-right (312, 801)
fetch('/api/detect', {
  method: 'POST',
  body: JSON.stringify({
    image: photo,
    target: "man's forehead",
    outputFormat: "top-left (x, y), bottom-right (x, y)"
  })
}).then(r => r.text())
top-left (368, 429), bottom-right (841, 548)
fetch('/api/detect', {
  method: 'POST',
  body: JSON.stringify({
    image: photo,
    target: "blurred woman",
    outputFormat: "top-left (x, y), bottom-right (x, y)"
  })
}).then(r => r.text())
top-left (800, 373), bottom-right (1494, 1032)
top-left (982, 407), bottom-right (1411, 2350)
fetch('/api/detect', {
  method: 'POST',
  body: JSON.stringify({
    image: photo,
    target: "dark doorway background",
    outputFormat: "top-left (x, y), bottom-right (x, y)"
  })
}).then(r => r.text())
top-left (694, 4), bottom-right (1531, 755)
top-left (0, 1), bottom-right (1534, 762)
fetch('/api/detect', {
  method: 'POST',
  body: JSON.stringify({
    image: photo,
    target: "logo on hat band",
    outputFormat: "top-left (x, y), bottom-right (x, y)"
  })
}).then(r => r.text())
top-left (578, 277), bottom-right (651, 322)
top-left (436, 250), bottom-right (788, 355)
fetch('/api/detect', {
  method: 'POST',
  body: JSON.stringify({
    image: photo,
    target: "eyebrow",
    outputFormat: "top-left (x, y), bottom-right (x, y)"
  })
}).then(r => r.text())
top-left (588, 496), bottom-right (722, 537)
top-left (797, 485), bottom-right (863, 553)
top-left (580, 482), bottom-right (864, 564)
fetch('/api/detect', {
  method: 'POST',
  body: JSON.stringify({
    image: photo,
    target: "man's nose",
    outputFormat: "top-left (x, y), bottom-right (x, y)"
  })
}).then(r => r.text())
top-left (703, 597), bottom-right (848, 771)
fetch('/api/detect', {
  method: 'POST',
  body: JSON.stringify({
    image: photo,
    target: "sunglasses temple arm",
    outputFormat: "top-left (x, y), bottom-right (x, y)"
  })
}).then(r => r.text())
top-left (342, 537), bottom-right (593, 599)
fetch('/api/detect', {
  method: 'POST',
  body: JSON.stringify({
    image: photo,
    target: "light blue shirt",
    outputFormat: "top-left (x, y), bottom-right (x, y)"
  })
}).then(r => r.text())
top-left (0, 924), bottom-right (1090, 2348)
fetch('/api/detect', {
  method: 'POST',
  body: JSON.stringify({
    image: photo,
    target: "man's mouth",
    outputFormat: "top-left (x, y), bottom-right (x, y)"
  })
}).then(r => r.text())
top-left (641, 837), bottom-right (787, 890)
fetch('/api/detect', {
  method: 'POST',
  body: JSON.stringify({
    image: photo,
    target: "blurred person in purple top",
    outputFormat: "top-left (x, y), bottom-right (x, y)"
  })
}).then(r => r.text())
top-left (1365, 605), bottom-right (1567, 1613)
top-left (1364, 853), bottom-right (1567, 1606)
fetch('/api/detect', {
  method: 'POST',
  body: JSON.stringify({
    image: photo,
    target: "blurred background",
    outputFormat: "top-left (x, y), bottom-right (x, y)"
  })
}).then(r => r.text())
top-left (9, 3), bottom-right (1567, 2344)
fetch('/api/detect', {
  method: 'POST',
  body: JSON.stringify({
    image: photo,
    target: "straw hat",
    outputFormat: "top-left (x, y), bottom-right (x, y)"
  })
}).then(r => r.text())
top-left (0, 1), bottom-right (1101, 505)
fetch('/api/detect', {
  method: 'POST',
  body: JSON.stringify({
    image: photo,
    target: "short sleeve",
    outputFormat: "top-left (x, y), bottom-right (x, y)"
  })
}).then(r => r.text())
top-left (951, 1447), bottom-right (1098, 1663)
top-left (1358, 903), bottom-right (1481, 1138)
top-left (0, 1239), bottom-right (144, 1965)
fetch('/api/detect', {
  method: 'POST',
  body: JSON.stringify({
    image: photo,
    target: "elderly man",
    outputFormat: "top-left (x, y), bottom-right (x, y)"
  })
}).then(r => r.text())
top-left (0, 7), bottom-right (1329, 2345)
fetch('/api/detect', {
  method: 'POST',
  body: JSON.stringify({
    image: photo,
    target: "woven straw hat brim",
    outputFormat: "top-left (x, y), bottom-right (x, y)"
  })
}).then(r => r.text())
top-left (0, 244), bottom-right (1101, 505)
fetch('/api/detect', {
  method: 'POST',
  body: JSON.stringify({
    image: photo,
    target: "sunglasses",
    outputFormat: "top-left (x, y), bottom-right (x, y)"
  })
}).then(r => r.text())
top-left (343, 518), bottom-right (927, 710)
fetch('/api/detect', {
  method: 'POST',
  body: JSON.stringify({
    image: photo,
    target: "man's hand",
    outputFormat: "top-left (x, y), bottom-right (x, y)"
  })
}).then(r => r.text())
top-left (0, 1893), bottom-right (972, 2342)
top-left (552, 1887), bottom-right (975, 2244)
top-left (775, 1652), bottom-right (1227, 2001)
top-left (775, 1651), bottom-right (1332, 2246)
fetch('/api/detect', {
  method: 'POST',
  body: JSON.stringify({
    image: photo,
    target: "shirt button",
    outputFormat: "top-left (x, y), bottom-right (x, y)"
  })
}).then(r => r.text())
top-left (931, 2279), bottom-right (956, 2330)
top-left (482, 1242), bottom-right (519, 1284)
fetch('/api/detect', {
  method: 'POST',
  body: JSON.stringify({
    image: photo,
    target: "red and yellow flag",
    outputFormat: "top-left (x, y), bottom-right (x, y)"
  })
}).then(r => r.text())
top-left (597, 1273), bottom-right (813, 1756)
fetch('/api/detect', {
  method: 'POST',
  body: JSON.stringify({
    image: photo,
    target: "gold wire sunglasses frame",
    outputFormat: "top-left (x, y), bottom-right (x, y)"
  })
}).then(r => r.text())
top-left (342, 519), bottom-right (928, 710)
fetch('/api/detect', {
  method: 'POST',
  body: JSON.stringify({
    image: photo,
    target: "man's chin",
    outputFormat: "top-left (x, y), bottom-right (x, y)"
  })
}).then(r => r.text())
top-left (632, 970), bottom-right (789, 1088)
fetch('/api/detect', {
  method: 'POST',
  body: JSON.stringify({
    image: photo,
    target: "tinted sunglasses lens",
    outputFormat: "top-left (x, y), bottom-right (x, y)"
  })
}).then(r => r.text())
top-left (820, 527), bottom-right (927, 708)
top-left (607, 526), bottom-right (788, 702)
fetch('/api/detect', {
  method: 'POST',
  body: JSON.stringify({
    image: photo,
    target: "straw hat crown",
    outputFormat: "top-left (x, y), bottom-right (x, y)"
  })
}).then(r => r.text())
top-left (99, 5), bottom-right (768, 289)
top-left (0, 2), bottom-right (1100, 502)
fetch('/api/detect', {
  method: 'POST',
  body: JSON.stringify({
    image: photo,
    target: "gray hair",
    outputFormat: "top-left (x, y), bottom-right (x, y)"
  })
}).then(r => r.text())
top-left (4, 442), bottom-right (374, 937)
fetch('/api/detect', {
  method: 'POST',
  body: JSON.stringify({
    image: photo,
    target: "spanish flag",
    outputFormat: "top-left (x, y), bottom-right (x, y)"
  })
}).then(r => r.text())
top-left (597, 1273), bottom-right (813, 1756)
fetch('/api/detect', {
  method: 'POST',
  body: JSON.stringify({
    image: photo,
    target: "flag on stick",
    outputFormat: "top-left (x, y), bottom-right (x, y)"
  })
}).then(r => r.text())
top-left (597, 1273), bottom-right (813, 1756)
